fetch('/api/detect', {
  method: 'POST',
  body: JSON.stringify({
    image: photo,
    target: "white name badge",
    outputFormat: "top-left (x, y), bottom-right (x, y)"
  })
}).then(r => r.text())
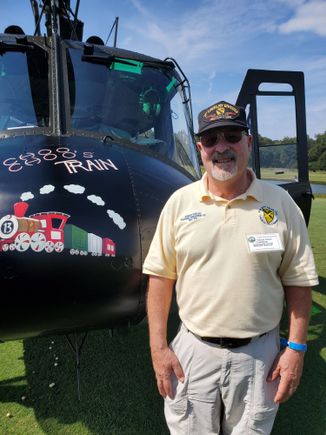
top-left (247, 233), bottom-right (284, 253)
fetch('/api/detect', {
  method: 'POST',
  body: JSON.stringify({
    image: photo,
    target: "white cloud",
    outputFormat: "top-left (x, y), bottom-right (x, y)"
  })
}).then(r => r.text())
top-left (122, 0), bottom-right (294, 73)
top-left (129, 0), bottom-right (150, 17)
top-left (40, 184), bottom-right (55, 194)
top-left (20, 191), bottom-right (34, 201)
top-left (279, 0), bottom-right (326, 36)
top-left (107, 209), bottom-right (126, 230)
top-left (207, 71), bottom-right (217, 97)
top-left (63, 184), bottom-right (85, 194)
top-left (124, 0), bottom-right (248, 67)
top-left (87, 195), bottom-right (105, 206)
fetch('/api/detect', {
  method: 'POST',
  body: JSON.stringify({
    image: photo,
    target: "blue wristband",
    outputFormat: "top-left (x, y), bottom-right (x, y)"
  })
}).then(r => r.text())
top-left (280, 338), bottom-right (307, 352)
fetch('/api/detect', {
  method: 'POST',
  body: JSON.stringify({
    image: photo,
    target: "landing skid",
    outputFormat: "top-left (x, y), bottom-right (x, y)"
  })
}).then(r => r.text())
top-left (65, 332), bottom-right (88, 401)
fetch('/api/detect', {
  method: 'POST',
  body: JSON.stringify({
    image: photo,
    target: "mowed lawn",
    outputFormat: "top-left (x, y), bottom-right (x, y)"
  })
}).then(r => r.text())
top-left (260, 169), bottom-right (326, 184)
top-left (0, 199), bottom-right (325, 435)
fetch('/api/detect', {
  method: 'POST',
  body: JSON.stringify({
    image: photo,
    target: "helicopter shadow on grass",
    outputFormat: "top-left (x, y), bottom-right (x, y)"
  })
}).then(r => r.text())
top-left (16, 311), bottom-right (181, 435)
top-left (19, 324), bottom-right (164, 434)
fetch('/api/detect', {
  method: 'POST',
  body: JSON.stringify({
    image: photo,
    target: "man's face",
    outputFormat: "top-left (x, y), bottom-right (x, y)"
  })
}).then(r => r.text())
top-left (197, 127), bottom-right (252, 182)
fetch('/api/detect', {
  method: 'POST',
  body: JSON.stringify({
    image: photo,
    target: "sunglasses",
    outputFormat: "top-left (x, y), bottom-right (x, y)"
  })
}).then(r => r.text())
top-left (200, 130), bottom-right (247, 148)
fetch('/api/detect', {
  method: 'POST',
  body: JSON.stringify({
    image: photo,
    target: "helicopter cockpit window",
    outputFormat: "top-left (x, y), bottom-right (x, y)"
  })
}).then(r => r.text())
top-left (67, 47), bottom-right (199, 177)
top-left (0, 45), bottom-right (49, 130)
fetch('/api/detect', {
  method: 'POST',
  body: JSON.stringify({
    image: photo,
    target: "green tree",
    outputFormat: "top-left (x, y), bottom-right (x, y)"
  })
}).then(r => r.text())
top-left (317, 150), bottom-right (326, 170)
top-left (308, 131), bottom-right (326, 170)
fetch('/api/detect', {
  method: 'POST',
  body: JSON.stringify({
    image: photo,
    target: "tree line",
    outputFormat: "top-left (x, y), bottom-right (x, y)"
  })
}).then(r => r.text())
top-left (258, 131), bottom-right (326, 171)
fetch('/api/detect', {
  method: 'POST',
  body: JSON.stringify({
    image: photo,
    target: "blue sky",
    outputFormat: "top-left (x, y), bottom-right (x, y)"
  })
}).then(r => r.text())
top-left (1, 0), bottom-right (325, 139)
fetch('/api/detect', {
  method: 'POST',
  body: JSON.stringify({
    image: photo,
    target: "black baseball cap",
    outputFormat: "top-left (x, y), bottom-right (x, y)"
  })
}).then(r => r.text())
top-left (197, 101), bottom-right (248, 135)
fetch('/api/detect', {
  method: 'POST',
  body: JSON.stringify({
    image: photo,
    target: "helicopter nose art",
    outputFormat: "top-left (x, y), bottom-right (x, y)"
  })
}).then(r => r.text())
top-left (0, 135), bottom-right (146, 340)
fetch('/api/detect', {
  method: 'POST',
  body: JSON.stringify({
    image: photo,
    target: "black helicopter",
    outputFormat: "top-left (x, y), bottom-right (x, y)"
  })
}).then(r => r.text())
top-left (0, 0), bottom-right (313, 347)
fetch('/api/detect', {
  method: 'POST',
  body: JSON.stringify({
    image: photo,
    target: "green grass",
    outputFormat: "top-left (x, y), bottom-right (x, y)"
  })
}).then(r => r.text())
top-left (0, 325), bottom-right (168, 435)
top-left (272, 197), bottom-right (326, 435)
top-left (200, 166), bottom-right (326, 185)
top-left (0, 200), bottom-right (325, 435)
top-left (309, 171), bottom-right (326, 185)
top-left (260, 168), bottom-right (326, 184)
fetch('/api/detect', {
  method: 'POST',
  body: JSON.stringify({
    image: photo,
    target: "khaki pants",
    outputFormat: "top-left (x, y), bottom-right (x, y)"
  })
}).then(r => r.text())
top-left (165, 324), bottom-right (280, 434)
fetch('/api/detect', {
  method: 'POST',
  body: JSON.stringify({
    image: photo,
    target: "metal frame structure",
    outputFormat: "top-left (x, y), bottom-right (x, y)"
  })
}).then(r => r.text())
top-left (236, 69), bottom-right (313, 224)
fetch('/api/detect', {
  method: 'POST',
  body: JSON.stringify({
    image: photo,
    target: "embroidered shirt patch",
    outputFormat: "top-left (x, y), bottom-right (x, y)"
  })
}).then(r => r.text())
top-left (259, 206), bottom-right (279, 225)
top-left (181, 212), bottom-right (206, 222)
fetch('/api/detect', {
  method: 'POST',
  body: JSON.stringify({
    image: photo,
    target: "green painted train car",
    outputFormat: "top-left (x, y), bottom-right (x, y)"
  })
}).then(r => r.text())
top-left (64, 224), bottom-right (88, 255)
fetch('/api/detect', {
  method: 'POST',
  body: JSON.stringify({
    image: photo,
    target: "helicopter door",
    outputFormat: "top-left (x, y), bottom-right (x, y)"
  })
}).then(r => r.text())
top-left (236, 69), bottom-right (313, 225)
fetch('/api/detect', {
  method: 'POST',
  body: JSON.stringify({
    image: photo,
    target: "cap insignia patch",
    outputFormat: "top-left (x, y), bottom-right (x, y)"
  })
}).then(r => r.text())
top-left (203, 102), bottom-right (239, 122)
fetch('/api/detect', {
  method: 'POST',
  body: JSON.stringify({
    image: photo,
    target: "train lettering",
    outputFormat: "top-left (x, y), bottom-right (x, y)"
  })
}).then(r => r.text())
top-left (54, 158), bottom-right (119, 174)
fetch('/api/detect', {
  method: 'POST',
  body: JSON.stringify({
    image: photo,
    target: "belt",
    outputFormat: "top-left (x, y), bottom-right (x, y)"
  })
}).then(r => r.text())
top-left (199, 333), bottom-right (266, 349)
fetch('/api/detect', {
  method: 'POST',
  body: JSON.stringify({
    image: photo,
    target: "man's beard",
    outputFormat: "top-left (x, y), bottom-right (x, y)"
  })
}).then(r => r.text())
top-left (210, 150), bottom-right (237, 181)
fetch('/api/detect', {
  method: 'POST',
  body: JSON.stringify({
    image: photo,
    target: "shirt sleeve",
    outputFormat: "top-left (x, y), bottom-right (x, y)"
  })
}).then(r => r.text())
top-left (142, 197), bottom-right (177, 280)
top-left (278, 195), bottom-right (319, 287)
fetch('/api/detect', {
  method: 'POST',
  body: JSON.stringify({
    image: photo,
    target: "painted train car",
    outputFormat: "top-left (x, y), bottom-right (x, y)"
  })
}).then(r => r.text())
top-left (64, 224), bottom-right (116, 256)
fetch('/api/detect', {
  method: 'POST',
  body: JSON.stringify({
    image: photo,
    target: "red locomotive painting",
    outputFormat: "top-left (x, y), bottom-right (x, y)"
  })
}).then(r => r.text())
top-left (0, 202), bottom-right (116, 256)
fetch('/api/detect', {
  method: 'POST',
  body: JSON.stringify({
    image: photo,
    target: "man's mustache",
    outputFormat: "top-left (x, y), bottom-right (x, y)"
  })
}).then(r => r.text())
top-left (212, 150), bottom-right (236, 163)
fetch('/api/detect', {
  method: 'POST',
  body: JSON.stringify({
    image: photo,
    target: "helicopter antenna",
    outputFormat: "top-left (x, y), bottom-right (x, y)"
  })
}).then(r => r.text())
top-left (58, 0), bottom-right (82, 40)
top-left (71, 0), bottom-right (81, 39)
top-left (29, 0), bottom-right (60, 37)
top-left (105, 17), bottom-right (119, 47)
top-left (30, 1), bottom-right (83, 40)
top-left (30, 0), bottom-right (41, 36)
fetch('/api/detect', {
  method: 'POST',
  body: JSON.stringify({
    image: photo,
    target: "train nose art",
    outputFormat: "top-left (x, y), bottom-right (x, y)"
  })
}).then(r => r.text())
top-left (0, 137), bottom-right (142, 341)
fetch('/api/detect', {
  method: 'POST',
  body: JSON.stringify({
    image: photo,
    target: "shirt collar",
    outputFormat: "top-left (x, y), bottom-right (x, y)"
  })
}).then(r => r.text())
top-left (199, 169), bottom-right (263, 202)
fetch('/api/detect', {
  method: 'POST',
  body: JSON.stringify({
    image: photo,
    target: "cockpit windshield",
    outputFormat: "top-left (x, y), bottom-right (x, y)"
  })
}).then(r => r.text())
top-left (67, 47), bottom-right (200, 177)
top-left (0, 43), bottom-right (49, 130)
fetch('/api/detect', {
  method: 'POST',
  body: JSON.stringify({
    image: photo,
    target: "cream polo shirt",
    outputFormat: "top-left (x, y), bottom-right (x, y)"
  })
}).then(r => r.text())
top-left (143, 170), bottom-right (319, 338)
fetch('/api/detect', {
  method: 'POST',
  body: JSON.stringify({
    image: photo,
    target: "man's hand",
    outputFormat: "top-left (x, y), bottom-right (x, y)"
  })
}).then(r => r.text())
top-left (267, 347), bottom-right (305, 404)
top-left (151, 346), bottom-right (185, 399)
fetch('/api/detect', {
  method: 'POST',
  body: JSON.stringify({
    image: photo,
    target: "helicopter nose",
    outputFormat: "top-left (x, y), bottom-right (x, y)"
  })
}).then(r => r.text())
top-left (0, 134), bottom-right (193, 340)
top-left (0, 135), bottom-right (141, 339)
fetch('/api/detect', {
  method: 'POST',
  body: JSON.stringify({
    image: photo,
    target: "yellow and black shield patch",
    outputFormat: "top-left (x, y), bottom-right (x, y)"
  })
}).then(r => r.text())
top-left (259, 206), bottom-right (278, 225)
